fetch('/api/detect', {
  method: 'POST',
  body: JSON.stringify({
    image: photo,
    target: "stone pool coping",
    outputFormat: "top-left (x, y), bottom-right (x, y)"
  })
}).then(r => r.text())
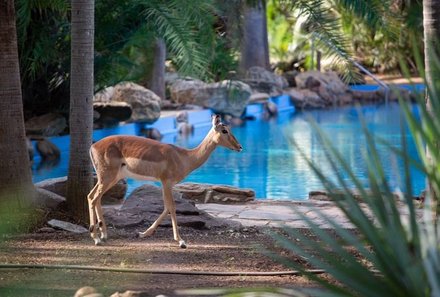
top-left (196, 199), bottom-right (422, 229)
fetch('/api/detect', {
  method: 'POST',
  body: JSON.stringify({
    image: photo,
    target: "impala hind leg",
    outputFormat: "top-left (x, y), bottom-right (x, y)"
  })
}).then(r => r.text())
top-left (87, 183), bottom-right (100, 245)
top-left (138, 208), bottom-right (168, 238)
top-left (88, 173), bottom-right (119, 245)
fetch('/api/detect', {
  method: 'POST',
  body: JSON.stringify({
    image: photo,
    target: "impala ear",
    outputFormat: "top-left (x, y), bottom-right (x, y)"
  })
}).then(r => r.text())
top-left (211, 114), bottom-right (221, 127)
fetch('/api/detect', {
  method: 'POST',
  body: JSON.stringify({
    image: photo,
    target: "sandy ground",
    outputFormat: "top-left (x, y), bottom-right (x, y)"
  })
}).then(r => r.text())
top-left (0, 225), bottom-right (333, 297)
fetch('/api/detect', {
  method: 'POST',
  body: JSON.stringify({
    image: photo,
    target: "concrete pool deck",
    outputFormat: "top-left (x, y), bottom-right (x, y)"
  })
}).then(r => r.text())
top-left (196, 199), bottom-right (421, 229)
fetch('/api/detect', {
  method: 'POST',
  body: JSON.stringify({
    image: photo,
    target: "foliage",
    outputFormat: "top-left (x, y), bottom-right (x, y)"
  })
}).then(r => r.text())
top-left (15, 0), bottom-right (218, 112)
top-left (333, 0), bottom-right (423, 74)
top-left (266, 0), bottom-right (423, 80)
top-left (15, 0), bottom-right (70, 113)
top-left (266, 0), bottom-right (367, 82)
top-left (266, 55), bottom-right (439, 295)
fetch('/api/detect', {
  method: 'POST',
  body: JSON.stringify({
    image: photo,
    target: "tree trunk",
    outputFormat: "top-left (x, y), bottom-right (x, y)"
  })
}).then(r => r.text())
top-left (0, 0), bottom-right (35, 210)
top-left (423, 0), bottom-right (440, 219)
top-left (67, 0), bottom-right (95, 223)
top-left (239, 0), bottom-right (270, 74)
top-left (146, 38), bottom-right (166, 100)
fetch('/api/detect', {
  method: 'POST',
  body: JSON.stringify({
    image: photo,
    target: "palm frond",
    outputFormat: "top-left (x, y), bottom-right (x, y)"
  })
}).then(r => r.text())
top-left (140, 0), bottom-right (214, 80)
top-left (290, 0), bottom-right (362, 82)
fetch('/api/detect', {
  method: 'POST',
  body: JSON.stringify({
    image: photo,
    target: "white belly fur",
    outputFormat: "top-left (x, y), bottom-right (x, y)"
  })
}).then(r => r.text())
top-left (119, 158), bottom-right (161, 182)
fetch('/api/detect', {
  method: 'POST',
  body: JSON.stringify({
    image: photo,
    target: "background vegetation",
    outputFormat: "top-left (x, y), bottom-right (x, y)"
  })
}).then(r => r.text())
top-left (16, 0), bottom-right (424, 117)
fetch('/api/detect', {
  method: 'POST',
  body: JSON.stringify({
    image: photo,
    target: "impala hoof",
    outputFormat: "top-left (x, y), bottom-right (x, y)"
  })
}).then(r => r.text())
top-left (179, 240), bottom-right (187, 249)
top-left (93, 238), bottom-right (102, 246)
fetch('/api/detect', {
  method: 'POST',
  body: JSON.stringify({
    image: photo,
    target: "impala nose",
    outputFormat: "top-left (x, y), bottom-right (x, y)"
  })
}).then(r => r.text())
top-left (237, 145), bottom-right (243, 152)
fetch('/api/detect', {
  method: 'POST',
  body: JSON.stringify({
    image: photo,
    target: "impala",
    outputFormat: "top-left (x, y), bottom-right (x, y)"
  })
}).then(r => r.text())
top-left (87, 114), bottom-right (243, 248)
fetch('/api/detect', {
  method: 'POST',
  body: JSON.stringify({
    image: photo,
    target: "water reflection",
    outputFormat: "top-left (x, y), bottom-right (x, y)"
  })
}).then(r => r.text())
top-left (32, 103), bottom-right (425, 200)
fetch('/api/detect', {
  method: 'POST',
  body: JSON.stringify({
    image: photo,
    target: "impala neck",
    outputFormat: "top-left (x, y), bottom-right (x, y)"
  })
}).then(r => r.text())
top-left (186, 128), bottom-right (218, 174)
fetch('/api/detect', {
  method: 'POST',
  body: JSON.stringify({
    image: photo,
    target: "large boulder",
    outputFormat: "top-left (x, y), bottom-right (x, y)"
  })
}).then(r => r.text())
top-left (202, 80), bottom-right (252, 117)
top-left (169, 77), bottom-right (207, 105)
top-left (285, 88), bottom-right (326, 109)
top-left (93, 101), bottom-right (132, 126)
top-left (173, 183), bottom-right (255, 204)
top-left (25, 113), bottom-right (67, 137)
top-left (35, 176), bottom-right (127, 205)
top-left (112, 82), bottom-right (161, 123)
top-left (241, 66), bottom-right (288, 96)
top-left (104, 184), bottom-right (237, 229)
top-left (35, 187), bottom-right (66, 210)
top-left (170, 79), bottom-right (251, 117)
top-left (95, 82), bottom-right (161, 123)
top-left (295, 71), bottom-right (353, 106)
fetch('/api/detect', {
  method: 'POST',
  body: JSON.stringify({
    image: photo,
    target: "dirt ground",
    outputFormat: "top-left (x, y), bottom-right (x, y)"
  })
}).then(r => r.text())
top-left (0, 223), bottom-right (331, 297)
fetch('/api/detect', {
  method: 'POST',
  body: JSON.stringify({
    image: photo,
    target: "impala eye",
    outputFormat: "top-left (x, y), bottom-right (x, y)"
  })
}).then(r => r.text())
top-left (222, 130), bottom-right (228, 134)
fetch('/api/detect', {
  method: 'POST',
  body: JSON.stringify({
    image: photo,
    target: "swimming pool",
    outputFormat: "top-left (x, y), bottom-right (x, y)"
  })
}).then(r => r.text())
top-left (32, 102), bottom-right (425, 200)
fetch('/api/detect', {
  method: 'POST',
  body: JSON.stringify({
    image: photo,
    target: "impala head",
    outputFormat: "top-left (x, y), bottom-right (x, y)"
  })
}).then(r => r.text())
top-left (211, 114), bottom-right (243, 152)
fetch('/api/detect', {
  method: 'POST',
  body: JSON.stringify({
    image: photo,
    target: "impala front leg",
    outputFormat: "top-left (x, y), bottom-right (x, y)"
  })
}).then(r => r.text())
top-left (163, 182), bottom-right (186, 248)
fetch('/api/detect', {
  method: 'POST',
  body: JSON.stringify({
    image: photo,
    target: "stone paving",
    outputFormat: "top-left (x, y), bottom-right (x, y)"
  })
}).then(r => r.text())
top-left (196, 199), bottom-right (418, 229)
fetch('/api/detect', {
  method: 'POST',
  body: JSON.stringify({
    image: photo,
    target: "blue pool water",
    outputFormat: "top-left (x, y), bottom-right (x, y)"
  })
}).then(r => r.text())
top-left (32, 102), bottom-right (425, 200)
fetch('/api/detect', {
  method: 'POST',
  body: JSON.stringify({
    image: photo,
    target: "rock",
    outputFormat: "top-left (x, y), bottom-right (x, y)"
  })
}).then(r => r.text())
top-left (35, 177), bottom-right (68, 197)
top-left (173, 183), bottom-right (255, 204)
top-left (35, 176), bottom-right (127, 204)
top-left (223, 115), bottom-right (244, 126)
top-left (170, 79), bottom-right (252, 117)
top-left (110, 291), bottom-right (150, 297)
top-left (36, 138), bottom-right (60, 160)
top-left (309, 189), bottom-right (403, 202)
top-left (308, 190), bottom-right (331, 201)
top-left (94, 86), bottom-right (115, 102)
top-left (296, 71), bottom-right (347, 93)
top-left (74, 286), bottom-right (103, 297)
top-left (264, 100), bottom-right (278, 116)
top-left (203, 80), bottom-right (251, 117)
top-left (123, 184), bottom-right (201, 216)
top-left (139, 127), bottom-right (162, 141)
top-left (47, 219), bottom-right (88, 234)
top-left (160, 99), bottom-right (183, 110)
top-left (249, 92), bottom-right (270, 103)
top-left (93, 101), bottom-right (132, 126)
top-left (351, 90), bottom-right (382, 103)
top-left (285, 88), bottom-right (326, 109)
top-left (35, 187), bottom-right (66, 210)
top-left (105, 184), bottom-right (235, 229)
top-left (177, 122), bottom-right (193, 135)
top-left (294, 71), bottom-right (353, 107)
top-left (25, 113), bottom-right (67, 136)
top-left (175, 112), bottom-right (194, 136)
top-left (112, 82), bottom-right (161, 123)
top-left (241, 66), bottom-right (288, 96)
top-left (36, 227), bottom-right (56, 233)
top-left (176, 111), bottom-right (189, 123)
top-left (169, 78), bottom-right (207, 104)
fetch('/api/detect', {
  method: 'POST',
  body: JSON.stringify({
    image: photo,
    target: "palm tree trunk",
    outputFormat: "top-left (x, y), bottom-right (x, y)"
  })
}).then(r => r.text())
top-left (67, 0), bottom-right (95, 223)
top-left (423, 0), bottom-right (440, 219)
top-left (146, 38), bottom-right (166, 100)
top-left (239, 0), bottom-right (270, 74)
top-left (0, 0), bottom-right (35, 213)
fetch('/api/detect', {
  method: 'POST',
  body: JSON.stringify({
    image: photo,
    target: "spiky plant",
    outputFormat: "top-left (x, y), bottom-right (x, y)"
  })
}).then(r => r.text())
top-left (267, 57), bottom-right (440, 295)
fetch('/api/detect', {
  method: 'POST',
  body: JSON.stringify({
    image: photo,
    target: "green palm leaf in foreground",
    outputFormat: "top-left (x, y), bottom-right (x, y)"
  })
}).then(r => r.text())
top-left (268, 77), bottom-right (440, 296)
